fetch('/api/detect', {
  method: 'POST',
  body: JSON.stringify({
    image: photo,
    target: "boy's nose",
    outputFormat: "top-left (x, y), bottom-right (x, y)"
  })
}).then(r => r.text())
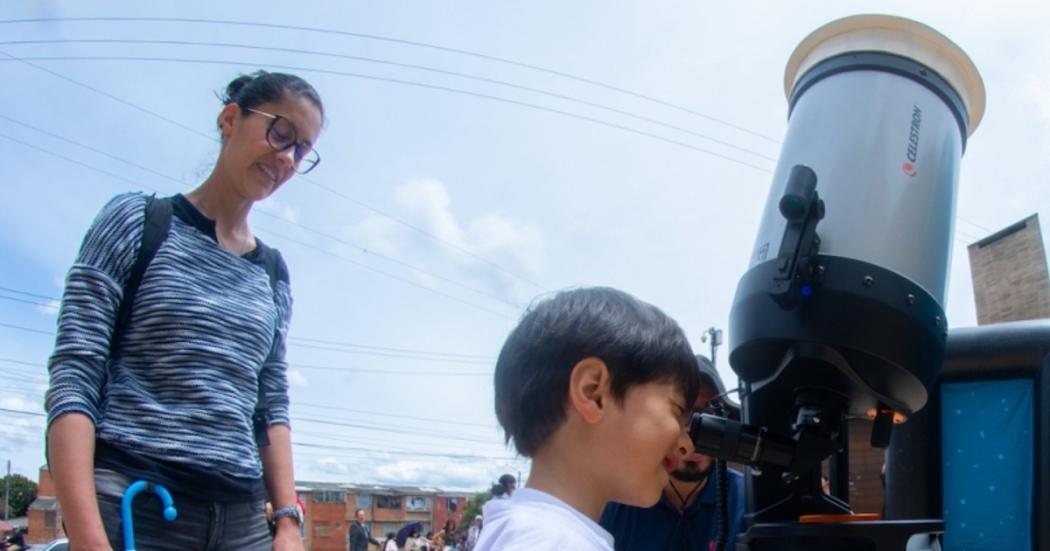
top-left (676, 427), bottom-right (695, 459)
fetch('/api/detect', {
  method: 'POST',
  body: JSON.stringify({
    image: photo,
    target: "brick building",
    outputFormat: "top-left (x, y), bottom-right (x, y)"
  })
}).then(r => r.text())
top-left (967, 214), bottom-right (1050, 324)
top-left (25, 467), bottom-right (471, 550)
top-left (297, 482), bottom-right (469, 550)
top-left (26, 467), bottom-right (63, 545)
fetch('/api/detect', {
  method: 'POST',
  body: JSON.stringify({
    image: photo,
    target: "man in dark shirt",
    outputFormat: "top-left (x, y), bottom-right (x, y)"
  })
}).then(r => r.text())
top-left (349, 508), bottom-right (381, 551)
top-left (600, 355), bottom-right (746, 550)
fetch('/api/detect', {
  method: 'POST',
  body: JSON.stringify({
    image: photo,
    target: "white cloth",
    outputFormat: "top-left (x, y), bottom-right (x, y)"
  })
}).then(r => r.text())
top-left (384, 541), bottom-right (398, 551)
top-left (473, 487), bottom-right (614, 551)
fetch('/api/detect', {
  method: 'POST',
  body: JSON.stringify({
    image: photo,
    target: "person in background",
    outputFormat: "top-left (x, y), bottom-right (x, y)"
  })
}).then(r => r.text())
top-left (600, 354), bottom-right (745, 550)
top-left (465, 516), bottom-right (483, 550)
top-left (45, 70), bottom-right (324, 551)
top-left (490, 474), bottom-right (517, 499)
top-left (349, 508), bottom-right (381, 551)
top-left (381, 532), bottom-right (398, 551)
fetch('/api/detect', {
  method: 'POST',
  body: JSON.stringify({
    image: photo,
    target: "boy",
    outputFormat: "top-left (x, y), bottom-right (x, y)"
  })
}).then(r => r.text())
top-left (475, 287), bottom-right (701, 550)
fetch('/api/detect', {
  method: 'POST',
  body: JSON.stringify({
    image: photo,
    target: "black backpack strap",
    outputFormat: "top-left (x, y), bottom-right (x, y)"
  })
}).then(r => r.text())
top-left (109, 195), bottom-right (173, 358)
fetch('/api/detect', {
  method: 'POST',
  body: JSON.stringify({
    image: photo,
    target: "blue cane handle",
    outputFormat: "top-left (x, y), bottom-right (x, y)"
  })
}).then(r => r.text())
top-left (121, 480), bottom-right (178, 551)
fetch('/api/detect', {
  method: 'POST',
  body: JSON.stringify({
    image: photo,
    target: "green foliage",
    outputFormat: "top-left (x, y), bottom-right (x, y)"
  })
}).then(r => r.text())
top-left (459, 490), bottom-right (492, 527)
top-left (1, 474), bottom-right (37, 517)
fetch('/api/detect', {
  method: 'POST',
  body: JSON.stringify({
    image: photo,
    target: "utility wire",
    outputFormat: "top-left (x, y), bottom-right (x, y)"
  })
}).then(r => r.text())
top-left (0, 113), bottom-right (523, 312)
top-left (291, 416), bottom-right (500, 445)
top-left (0, 132), bottom-right (514, 318)
top-left (2, 26), bottom-right (1000, 246)
top-left (0, 39), bottom-right (777, 162)
top-left (0, 48), bottom-right (546, 292)
top-left (296, 402), bottom-right (495, 429)
top-left (0, 16), bottom-right (783, 144)
top-left (0, 54), bottom-right (775, 173)
top-left (0, 305), bottom-right (493, 367)
top-left (0, 407), bottom-right (45, 417)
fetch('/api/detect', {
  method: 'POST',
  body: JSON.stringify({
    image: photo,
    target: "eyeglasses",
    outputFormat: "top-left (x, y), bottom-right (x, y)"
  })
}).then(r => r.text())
top-left (243, 107), bottom-right (321, 174)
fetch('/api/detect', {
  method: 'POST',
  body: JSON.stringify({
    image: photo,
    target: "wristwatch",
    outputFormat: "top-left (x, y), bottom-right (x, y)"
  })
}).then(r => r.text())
top-left (273, 504), bottom-right (303, 527)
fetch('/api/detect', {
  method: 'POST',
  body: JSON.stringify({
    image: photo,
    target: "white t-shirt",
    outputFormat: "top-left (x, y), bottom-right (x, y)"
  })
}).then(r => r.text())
top-left (473, 487), bottom-right (614, 551)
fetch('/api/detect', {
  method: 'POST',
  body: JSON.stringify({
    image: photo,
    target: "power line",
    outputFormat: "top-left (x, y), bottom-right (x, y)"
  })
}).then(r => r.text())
top-left (0, 314), bottom-right (491, 371)
top-left (0, 39), bottom-right (778, 163)
top-left (1, 114), bottom-right (523, 313)
top-left (296, 402), bottom-right (494, 429)
top-left (0, 49), bottom-right (546, 293)
top-left (291, 416), bottom-right (499, 445)
top-left (291, 362), bottom-right (490, 376)
top-left (0, 321), bottom-right (54, 337)
top-left (290, 335), bottom-right (493, 361)
top-left (0, 132), bottom-right (514, 319)
top-left (286, 343), bottom-right (493, 365)
top-left (0, 407), bottom-right (45, 417)
top-left (0, 16), bottom-right (783, 144)
top-left (0, 54), bottom-right (776, 173)
top-left (0, 282), bottom-right (497, 365)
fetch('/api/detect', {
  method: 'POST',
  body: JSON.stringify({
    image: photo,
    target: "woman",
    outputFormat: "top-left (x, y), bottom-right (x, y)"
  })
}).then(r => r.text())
top-left (381, 532), bottom-right (399, 551)
top-left (45, 71), bottom-right (324, 551)
top-left (490, 473), bottom-right (516, 498)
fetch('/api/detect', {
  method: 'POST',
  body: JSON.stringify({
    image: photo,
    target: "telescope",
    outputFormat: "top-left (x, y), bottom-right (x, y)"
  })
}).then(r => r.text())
top-left (696, 14), bottom-right (985, 550)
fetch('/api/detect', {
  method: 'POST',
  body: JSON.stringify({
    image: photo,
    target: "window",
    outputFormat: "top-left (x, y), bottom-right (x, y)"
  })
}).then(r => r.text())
top-left (314, 490), bottom-right (347, 503)
top-left (44, 511), bottom-right (56, 529)
top-left (406, 496), bottom-right (431, 512)
top-left (376, 495), bottom-right (402, 509)
top-left (380, 523), bottom-right (400, 536)
top-left (446, 497), bottom-right (459, 512)
top-left (313, 520), bottom-right (330, 538)
top-left (357, 493), bottom-right (372, 508)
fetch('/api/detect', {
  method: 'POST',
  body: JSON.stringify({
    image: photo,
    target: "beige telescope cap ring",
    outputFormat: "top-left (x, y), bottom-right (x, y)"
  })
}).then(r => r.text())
top-left (784, 14), bottom-right (985, 136)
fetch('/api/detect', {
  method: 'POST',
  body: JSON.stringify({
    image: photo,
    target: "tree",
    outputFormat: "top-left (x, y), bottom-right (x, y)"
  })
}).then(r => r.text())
top-left (1, 474), bottom-right (37, 518)
top-left (459, 490), bottom-right (493, 528)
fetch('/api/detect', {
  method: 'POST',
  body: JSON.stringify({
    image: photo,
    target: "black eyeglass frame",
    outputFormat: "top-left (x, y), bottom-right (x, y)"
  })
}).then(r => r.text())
top-left (243, 107), bottom-right (321, 174)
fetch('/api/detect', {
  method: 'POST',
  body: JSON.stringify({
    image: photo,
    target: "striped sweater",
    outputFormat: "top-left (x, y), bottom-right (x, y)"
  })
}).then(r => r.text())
top-left (46, 192), bottom-right (292, 491)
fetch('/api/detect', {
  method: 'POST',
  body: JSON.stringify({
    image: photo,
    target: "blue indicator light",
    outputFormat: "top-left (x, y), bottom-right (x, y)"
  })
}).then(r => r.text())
top-left (801, 285), bottom-right (814, 298)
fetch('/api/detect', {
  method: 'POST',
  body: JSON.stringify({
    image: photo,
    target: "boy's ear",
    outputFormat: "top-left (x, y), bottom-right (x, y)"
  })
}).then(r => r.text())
top-left (568, 357), bottom-right (611, 424)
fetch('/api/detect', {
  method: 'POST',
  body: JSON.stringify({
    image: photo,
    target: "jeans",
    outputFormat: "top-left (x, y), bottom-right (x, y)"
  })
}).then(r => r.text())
top-left (95, 468), bottom-right (272, 551)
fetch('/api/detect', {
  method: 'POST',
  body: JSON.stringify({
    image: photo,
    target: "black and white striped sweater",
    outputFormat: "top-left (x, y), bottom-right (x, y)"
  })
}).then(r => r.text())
top-left (46, 192), bottom-right (292, 494)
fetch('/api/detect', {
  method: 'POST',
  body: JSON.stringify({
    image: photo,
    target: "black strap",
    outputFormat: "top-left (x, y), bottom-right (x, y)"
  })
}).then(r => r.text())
top-left (109, 195), bottom-right (173, 358)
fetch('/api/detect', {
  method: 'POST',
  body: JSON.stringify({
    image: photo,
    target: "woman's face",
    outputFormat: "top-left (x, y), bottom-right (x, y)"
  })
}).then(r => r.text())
top-left (217, 93), bottom-right (323, 201)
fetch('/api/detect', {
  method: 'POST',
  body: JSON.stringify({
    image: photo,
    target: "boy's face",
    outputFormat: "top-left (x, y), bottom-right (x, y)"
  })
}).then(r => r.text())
top-left (600, 380), bottom-right (694, 507)
top-left (671, 386), bottom-right (718, 483)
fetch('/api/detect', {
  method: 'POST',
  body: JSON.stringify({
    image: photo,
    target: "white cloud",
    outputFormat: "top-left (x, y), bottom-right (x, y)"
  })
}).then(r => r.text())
top-left (1024, 73), bottom-right (1050, 122)
top-left (288, 369), bottom-right (309, 387)
top-left (345, 178), bottom-right (545, 305)
top-left (315, 457), bottom-right (352, 476)
top-left (36, 299), bottom-right (60, 316)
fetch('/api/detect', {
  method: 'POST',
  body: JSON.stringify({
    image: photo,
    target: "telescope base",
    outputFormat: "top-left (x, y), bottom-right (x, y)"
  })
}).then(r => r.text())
top-left (738, 519), bottom-right (944, 551)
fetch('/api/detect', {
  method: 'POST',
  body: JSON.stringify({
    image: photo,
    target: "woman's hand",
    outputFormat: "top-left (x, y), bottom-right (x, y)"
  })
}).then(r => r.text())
top-left (272, 520), bottom-right (304, 551)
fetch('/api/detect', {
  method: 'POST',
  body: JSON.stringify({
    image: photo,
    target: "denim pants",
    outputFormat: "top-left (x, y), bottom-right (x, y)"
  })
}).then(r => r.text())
top-left (95, 468), bottom-right (272, 551)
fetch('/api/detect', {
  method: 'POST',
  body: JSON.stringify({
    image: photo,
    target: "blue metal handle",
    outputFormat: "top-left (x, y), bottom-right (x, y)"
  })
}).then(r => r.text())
top-left (121, 480), bottom-right (178, 551)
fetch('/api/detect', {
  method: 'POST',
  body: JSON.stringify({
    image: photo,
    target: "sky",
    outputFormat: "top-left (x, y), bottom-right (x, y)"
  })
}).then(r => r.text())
top-left (2, 1), bottom-right (1049, 492)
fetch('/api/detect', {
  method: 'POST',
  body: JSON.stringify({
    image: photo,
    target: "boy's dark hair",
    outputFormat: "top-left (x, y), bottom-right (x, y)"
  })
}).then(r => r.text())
top-left (495, 287), bottom-right (700, 457)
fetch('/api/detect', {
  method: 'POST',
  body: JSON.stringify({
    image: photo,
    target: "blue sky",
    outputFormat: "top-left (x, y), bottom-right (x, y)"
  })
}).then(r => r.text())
top-left (2, 1), bottom-right (1048, 491)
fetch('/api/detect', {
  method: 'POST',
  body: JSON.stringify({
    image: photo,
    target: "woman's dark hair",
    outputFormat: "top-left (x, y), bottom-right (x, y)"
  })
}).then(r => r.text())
top-left (220, 70), bottom-right (325, 120)
top-left (490, 473), bottom-right (516, 497)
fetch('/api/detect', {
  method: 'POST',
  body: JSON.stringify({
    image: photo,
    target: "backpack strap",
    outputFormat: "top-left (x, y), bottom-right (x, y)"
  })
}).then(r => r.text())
top-left (109, 195), bottom-right (173, 358)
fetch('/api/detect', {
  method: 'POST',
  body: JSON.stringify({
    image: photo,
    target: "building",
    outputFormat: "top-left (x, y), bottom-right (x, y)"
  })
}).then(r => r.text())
top-left (25, 466), bottom-right (472, 550)
top-left (297, 481), bottom-right (470, 550)
top-left (26, 467), bottom-right (63, 545)
top-left (967, 214), bottom-right (1050, 324)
